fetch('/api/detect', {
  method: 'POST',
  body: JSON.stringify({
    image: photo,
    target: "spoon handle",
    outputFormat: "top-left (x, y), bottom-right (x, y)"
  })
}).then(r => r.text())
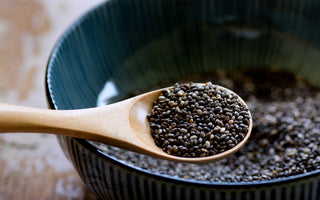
top-left (0, 103), bottom-right (81, 134)
top-left (0, 101), bottom-right (138, 148)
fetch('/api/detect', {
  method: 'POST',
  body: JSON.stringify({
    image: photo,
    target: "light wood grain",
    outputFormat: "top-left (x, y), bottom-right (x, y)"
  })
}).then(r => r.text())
top-left (0, 134), bottom-right (97, 199)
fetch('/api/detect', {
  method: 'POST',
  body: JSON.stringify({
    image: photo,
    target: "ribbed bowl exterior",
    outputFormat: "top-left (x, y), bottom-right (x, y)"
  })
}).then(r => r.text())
top-left (56, 135), bottom-right (320, 200)
top-left (46, 0), bottom-right (320, 199)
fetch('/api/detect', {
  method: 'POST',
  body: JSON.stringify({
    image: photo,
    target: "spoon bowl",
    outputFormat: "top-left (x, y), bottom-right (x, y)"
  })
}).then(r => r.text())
top-left (0, 84), bottom-right (252, 164)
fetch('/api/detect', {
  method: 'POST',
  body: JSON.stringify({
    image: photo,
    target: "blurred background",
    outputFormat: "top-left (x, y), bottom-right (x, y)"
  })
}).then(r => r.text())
top-left (0, 0), bottom-right (104, 199)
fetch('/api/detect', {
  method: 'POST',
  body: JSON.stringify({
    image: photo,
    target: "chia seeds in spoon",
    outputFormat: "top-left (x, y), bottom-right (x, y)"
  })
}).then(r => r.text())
top-left (147, 82), bottom-right (250, 157)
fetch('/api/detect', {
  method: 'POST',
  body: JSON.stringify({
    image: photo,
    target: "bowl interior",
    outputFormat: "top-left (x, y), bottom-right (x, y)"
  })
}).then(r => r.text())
top-left (47, 0), bottom-right (320, 111)
top-left (47, 0), bottom-right (320, 183)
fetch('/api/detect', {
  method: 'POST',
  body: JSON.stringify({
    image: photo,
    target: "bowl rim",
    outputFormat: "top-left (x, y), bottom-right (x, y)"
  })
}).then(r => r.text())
top-left (45, 0), bottom-right (320, 187)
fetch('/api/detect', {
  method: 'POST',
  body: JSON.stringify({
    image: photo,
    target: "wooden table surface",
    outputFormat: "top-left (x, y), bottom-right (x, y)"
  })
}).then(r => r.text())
top-left (0, 0), bottom-right (104, 199)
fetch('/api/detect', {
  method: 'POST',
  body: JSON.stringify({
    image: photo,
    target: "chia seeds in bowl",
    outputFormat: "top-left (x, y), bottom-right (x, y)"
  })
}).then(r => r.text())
top-left (93, 69), bottom-right (320, 182)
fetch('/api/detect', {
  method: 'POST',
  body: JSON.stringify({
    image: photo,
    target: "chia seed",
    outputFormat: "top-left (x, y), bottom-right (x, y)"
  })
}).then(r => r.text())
top-left (94, 69), bottom-right (320, 182)
top-left (147, 82), bottom-right (250, 158)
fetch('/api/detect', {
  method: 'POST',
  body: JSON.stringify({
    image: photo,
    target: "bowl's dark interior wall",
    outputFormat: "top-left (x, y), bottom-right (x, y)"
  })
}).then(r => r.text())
top-left (48, 0), bottom-right (320, 110)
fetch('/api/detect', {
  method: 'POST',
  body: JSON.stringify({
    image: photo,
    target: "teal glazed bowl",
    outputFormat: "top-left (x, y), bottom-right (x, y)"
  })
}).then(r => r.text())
top-left (46, 0), bottom-right (320, 199)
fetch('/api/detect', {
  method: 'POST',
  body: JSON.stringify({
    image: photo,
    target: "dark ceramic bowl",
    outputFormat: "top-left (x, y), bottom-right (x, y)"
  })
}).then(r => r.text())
top-left (46, 0), bottom-right (320, 199)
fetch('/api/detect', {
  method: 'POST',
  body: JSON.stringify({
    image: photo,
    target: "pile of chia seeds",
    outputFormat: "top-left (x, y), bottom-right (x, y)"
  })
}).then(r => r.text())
top-left (94, 69), bottom-right (320, 182)
top-left (147, 82), bottom-right (250, 157)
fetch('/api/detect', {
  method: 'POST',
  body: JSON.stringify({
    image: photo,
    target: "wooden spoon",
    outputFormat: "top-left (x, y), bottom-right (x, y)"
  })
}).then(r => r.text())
top-left (0, 85), bottom-right (252, 164)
